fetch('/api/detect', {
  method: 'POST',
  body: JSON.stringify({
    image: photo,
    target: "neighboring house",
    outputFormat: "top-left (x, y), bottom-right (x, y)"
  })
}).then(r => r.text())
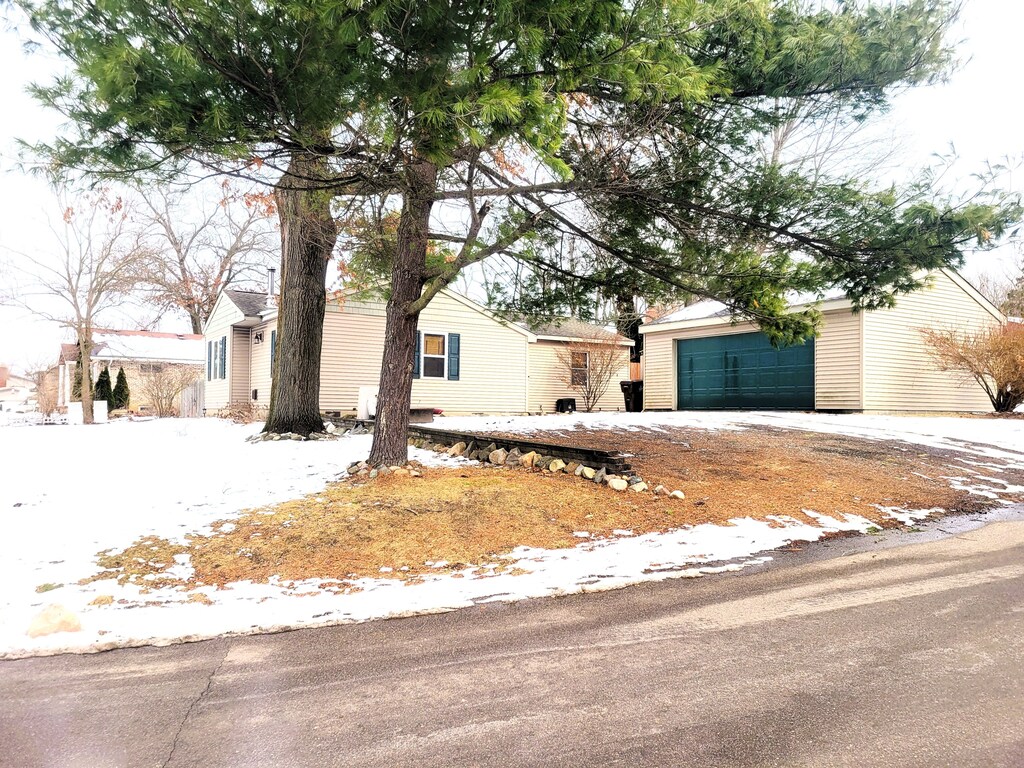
top-left (640, 268), bottom-right (1003, 412)
top-left (203, 288), bottom-right (632, 416)
top-left (56, 329), bottom-right (205, 412)
top-left (0, 366), bottom-right (35, 412)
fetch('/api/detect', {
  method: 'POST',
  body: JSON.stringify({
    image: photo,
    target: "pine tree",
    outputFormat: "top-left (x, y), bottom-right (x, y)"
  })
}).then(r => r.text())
top-left (94, 367), bottom-right (114, 411)
top-left (71, 362), bottom-right (88, 402)
top-left (112, 367), bottom-right (130, 410)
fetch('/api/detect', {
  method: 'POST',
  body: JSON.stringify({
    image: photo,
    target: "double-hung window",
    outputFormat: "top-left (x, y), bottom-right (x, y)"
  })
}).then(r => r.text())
top-left (422, 333), bottom-right (446, 378)
top-left (571, 351), bottom-right (589, 387)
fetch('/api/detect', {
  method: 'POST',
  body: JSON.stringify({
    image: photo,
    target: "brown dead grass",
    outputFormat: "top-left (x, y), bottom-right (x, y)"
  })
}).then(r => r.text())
top-left (84, 425), bottom-right (1013, 593)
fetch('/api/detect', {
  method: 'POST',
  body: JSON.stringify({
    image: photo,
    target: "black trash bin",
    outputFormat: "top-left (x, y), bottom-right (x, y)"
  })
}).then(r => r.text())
top-left (555, 397), bottom-right (577, 413)
top-left (620, 380), bottom-right (644, 412)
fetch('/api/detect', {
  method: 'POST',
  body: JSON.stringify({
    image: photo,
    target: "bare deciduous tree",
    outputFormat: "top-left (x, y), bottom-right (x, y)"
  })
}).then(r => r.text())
top-left (921, 324), bottom-right (1024, 413)
top-left (136, 184), bottom-right (277, 334)
top-left (137, 364), bottom-right (204, 417)
top-left (5, 189), bottom-right (149, 424)
top-left (555, 332), bottom-right (628, 413)
top-left (21, 358), bottom-right (59, 416)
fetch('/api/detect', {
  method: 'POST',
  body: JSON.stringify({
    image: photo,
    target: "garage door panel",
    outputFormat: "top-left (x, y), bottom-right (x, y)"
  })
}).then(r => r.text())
top-left (676, 332), bottom-right (814, 410)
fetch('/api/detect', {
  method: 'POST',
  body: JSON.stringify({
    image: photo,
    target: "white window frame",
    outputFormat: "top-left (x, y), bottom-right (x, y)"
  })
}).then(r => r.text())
top-left (570, 351), bottom-right (589, 387)
top-left (421, 331), bottom-right (447, 379)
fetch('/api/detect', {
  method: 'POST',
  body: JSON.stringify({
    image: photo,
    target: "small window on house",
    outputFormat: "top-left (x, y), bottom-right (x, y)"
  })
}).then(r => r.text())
top-left (140, 363), bottom-right (165, 374)
top-left (423, 333), bottom-right (446, 378)
top-left (253, 331), bottom-right (264, 345)
top-left (571, 351), bottom-right (589, 386)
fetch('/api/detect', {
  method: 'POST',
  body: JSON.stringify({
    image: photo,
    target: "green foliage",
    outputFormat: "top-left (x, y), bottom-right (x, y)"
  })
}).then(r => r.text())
top-left (112, 366), bottom-right (130, 410)
top-left (23, 0), bottom-right (1021, 349)
top-left (71, 360), bottom-right (87, 401)
top-left (94, 366), bottom-right (114, 410)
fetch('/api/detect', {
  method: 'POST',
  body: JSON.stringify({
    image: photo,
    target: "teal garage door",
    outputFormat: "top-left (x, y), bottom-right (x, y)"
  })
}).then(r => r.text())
top-left (676, 333), bottom-right (814, 409)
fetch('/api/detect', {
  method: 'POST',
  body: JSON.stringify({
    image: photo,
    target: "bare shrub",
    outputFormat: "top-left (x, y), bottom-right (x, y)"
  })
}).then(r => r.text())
top-left (137, 364), bottom-right (204, 417)
top-left (555, 332), bottom-right (628, 412)
top-left (921, 324), bottom-right (1024, 412)
top-left (222, 400), bottom-right (259, 423)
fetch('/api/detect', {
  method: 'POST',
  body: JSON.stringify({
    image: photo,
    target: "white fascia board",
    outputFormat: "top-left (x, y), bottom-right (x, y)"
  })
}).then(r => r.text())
top-left (639, 297), bottom-right (853, 335)
top-left (534, 334), bottom-right (634, 346)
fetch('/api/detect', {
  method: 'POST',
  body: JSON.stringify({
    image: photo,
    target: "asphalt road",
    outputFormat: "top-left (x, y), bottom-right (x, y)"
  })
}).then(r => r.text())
top-left (2, 519), bottom-right (1023, 768)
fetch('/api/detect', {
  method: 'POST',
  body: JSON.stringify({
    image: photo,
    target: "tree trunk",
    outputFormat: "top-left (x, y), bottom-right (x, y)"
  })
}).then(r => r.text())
top-left (263, 151), bottom-right (339, 436)
top-left (188, 311), bottom-right (202, 336)
top-left (368, 161), bottom-right (437, 466)
top-left (79, 334), bottom-right (94, 425)
top-left (614, 293), bottom-right (642, 363)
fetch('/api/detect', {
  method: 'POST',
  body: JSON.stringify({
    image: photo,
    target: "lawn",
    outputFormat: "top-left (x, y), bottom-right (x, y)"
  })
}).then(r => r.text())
top-left (3, 411), bottom-right (1023, 657)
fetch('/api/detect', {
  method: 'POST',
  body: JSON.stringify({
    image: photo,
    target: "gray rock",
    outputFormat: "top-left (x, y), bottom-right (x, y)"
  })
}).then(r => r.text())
top-left (447, 442), bottom-right (467, 456)
top-left (630, 481), bottom-right (649, 493)
top-left (608, 478), bottom-right (629, 491)
top-left (669, 490), bottom-right (686, 500)
top-left (520, 451), bottom-right (539, 468)
top-left (594, 467), bottom-right (606, 484)
top-left (653, 484), bottom-right (668, 496)
top-left (489, 448), bottom-right (508, 465)
top-left (548, 459), bottom-right (567, 473)
top-left (433, 443), bottom-right (447, 452)
top-left (581, 466), bottom-right (596, 480)
top-left (506, 448), bottom-right (522, 465)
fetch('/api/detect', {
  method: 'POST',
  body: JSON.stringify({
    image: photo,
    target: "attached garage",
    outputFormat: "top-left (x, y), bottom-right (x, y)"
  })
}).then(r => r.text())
top-left (640, 269), bottom-right (1004, 413)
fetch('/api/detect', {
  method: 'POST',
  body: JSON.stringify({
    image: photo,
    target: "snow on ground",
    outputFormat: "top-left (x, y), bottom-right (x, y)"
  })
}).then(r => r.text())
top-left (2, 411), bottom-right (1022, 658)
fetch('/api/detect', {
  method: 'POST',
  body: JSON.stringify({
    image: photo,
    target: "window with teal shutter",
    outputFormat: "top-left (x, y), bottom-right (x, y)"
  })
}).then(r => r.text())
top-left (447, 333), bottom-right (460, 380)
top-left (220, 335), bottom-right (227, 379)
top-left (412, 332), bottom-right (421, 378)
top-left (207, 341), bottom-right (213, 381)
top-left (270, 329), bottom-right (277, 371)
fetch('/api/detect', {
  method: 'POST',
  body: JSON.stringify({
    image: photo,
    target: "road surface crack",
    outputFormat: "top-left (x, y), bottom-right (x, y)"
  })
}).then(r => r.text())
top-left (162, 642), bottom-right (230, 768)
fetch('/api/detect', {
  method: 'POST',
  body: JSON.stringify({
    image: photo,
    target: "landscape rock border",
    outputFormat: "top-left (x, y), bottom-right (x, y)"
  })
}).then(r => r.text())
top-left (408, 435), bottom-right (686, 501)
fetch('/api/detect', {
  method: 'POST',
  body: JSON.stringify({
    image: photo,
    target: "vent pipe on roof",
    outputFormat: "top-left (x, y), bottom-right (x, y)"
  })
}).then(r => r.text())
top-left (267, 268), bottom-right (276, 306)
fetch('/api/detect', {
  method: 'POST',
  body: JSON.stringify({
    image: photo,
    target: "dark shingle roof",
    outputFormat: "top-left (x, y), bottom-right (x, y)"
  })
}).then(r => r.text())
top-left (225, 289), bottom-right (273, 317)
top-left (519, 317), bottom-right (628, 342)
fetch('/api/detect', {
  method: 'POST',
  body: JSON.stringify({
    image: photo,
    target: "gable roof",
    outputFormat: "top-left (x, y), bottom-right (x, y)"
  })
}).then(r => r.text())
top-left (517, 317), bottom-right (631, 344)
top-left (224, 289), bottom-right (273, 318)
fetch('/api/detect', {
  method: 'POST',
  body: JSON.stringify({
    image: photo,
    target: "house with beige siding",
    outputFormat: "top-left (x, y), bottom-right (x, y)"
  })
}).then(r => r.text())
top-left (203, 288), bottom-right (632, 416)
top-left (640, 269), bottom-right (1003, 413)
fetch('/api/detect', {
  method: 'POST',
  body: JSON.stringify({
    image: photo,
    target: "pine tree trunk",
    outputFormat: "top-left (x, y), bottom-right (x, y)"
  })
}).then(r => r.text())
top-left (368, 161), bottom-right (437, 466)
top-left (263, 151), bottom-right (339, 436)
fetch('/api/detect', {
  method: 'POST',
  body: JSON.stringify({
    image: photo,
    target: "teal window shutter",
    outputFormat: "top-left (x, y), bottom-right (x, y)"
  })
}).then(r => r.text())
top-left (220, 335), bottom-right (227, 379)
top-left (413, 332), bottom-right (421, 379)
top-left (447, 333), bottom-right (460, 381)
top-left (270, 329), bottom-right (277, 370)
top-left (207, 341), bottom-right (213, 381)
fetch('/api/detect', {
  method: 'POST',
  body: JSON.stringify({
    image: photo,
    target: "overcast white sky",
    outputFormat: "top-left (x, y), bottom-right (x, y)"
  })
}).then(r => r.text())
top-left (0, 0), bottom-right (1021, 372)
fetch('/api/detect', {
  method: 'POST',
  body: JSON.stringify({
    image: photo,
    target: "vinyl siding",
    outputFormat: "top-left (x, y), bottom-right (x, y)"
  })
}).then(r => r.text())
top-left (249, 323), bottom-right (275, 409)
top-left (862, 270), bottom-right (1000, 411)
top-left (317, 291), bottom-right (531, 414)
top-left (641, 311), bottom-right (863, 410)
top-left (813, 309), bottom-right (863, 410)
top-left (230, 328), bottom-right (250, 404)
top-left (201, 296), bottom-right (242, 411)
top-left (527, 340), bottom-right (629, 413)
